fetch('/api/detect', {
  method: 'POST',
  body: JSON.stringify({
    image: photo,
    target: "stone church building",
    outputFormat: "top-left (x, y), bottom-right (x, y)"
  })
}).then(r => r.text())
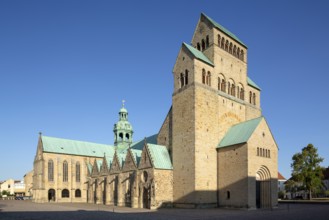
top-left (32, 13), bottom-right (278, 209)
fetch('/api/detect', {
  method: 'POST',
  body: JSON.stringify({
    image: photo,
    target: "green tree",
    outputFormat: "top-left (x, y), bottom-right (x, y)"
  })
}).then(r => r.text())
top-left (291, 144), bottom-right (324, 200)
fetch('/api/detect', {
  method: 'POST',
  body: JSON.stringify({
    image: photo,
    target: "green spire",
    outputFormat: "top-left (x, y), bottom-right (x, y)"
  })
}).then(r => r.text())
top-left (113, 100), bottom-right (133, 150)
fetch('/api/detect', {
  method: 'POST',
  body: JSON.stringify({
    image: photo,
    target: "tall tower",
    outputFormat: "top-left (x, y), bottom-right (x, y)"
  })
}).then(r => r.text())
top-left (113, 101), bottom-right (133, 150)
top-left (171, 13), bottom-right (261, 208)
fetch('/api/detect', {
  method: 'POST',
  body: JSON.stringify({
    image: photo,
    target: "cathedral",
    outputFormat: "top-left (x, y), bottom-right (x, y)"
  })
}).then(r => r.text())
top-left (32, 13), bottom-right (278, 209)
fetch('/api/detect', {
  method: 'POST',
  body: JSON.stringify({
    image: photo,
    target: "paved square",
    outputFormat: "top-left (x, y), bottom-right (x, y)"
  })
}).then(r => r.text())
top-left (0, 200), bottom-right (329, 220)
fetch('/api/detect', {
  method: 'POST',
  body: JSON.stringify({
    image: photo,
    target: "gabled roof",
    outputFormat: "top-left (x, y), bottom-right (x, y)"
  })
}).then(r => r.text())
top-left (278, 172), bottom-right (286, 181)
top-left (218, 117), bottom-right (263, 148)
top-left (131, 134), bottom-right (158, 150)
top-left (147, 144), bottom-right (173, 170)
top-left (201, 13), bottom-right (247, 48)
top-left (183, 42), bottom-right (214, 66)
top-left (116, 151), bottom-right (127, 168)
top-left (247, 77), bottom-right (261, 91)
top-left (41, 136), bottom-right (115, 158)
top-left (130, 148), bottom-right (142, 167)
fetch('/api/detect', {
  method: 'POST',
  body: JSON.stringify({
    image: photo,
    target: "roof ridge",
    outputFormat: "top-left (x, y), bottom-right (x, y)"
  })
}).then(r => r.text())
top-left (201, 13), bottom-right (247, 48)
top-left (183, 42), bottom-right (214, 66)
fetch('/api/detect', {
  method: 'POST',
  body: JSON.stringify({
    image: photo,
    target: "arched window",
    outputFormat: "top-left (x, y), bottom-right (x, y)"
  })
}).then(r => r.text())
top-left (240, 88), bottom-right (245, 100)
top-left (125, 133), bottom-right (130, 141)
top-left (197, 43), bottom-right (201, 51)
top-left (119, 133), bottom-right (123, 141)
top-left (62, 189), bottom-right (69, 198)
top-left (201, 39), bottom-right (205, 51)
top-left (217, 34), bottom-right (221, 45)
top-left (265, 149), bottom-right (268, 158)
top-left (185, 69), bottom-right (189, 85)
top-left (257, 147), bottom-right (259, 156)
top-left (218, 77), bottom-right (221, 90)
top-left (76, 162), bottom-right (80, 182)
top-left (206, 35), bottom-right (209, 48)
top-left (253, 93), bottom-right (256, 105)
top-left (233, 45), bottom-right (237, 56)
top-left (249, 91), bottom-right (252, 104)
top-left (225, 40), bottom-right (229, 51)
top-left (260, 148), bottom-right (263, 157)
top-left (263, 148), bottom-right (265, 157)
top-left (48, 159), bottom-right (54, 182)
top-left (180, 72), bottom-right (184, 88)
top-left (206, 71), bottom-right (211, 86)
top-left (231, 84), bottom-right (235, 96)
top-left (237, 48), bottom-right (240, 59)
top-left (63, 160), bottom-right (68, 182)
top-left (227, 82), bottom-right (231, 95)
top-left (202, 69), bottom-right (206, 84)
top-left (240, 50), bottom-right (245, 61)
top-left (221, 79), bottom-right (226, 92)
top-left (237, 86), bottom-right (240, 99)
top-left (221, 37), bottom-right (225, 49)
top-left (75, 189), bottom-right (81, 198)
top-left (229, 42), bottom-right (233, 54)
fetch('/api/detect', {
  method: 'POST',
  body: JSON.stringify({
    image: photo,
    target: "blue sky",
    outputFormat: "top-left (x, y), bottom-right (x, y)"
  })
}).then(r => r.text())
top-left (1, 0), bottom-right (328, 181)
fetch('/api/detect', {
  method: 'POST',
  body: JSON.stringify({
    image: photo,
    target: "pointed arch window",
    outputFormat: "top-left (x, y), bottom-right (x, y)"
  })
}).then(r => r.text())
top-left (48, 159), bottom-right (54, 182)
top-left (76, 162), bottom-right (80, 183)
top-left (197, 43), bottom-right (201, 51)
top-left (217, 34), bottom-right (221, 45)
top-left (233, 45), bottom-right (237, 56)
top-left (63, 160), bottom-right (68, 182)
top-left (249, 91), bottom-right (252, 104)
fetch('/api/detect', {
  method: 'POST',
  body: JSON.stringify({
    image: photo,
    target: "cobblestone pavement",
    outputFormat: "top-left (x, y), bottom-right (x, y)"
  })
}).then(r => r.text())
top-left (1, 200), bottom-right (329, 220)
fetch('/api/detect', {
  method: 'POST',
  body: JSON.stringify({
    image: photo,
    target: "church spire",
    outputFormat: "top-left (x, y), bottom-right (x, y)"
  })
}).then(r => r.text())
top-left (113, 101), bottom-right (133, 150)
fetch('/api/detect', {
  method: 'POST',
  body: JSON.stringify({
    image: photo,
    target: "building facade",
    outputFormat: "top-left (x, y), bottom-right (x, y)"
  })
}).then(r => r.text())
top-left (32, 13), bottom-right (278, 209)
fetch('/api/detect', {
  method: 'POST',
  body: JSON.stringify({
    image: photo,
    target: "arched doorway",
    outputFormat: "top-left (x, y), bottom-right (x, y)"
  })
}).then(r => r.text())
top-left (142, 187), bottom-right (150, 209)
top-left (256, 166), bottom-right (271, 208)
top-left (48, 189), bottom-right (55, 202)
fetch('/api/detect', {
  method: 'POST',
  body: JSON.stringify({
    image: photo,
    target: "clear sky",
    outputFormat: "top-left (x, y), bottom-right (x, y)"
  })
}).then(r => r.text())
top-left (1, 0), bottom-right (328, 181)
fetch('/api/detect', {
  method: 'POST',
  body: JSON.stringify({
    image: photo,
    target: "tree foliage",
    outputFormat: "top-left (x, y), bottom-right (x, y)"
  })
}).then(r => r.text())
top-left (291, 144), bottom-right (324, 199)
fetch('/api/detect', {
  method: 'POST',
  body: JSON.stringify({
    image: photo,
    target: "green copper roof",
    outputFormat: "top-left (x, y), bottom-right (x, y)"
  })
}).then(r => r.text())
top-left (131, 134), bottom-right (158, 150)
top-left (247, 77), bottom-right (261, 91)
top-left (41, 136), bottom-right (115, 158)
top-left (217, 117), bottom-right (263, 148)
top-left (116, 151), bottom-right (127, 168)
top-left (130, 149), bottom-right (142, 166)
top-left (147, 144), bottom-right (173, 170)
top-left (201, 13), bottom-right (247, 48)
top-left (183, 42), bottom-right (214, 66)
